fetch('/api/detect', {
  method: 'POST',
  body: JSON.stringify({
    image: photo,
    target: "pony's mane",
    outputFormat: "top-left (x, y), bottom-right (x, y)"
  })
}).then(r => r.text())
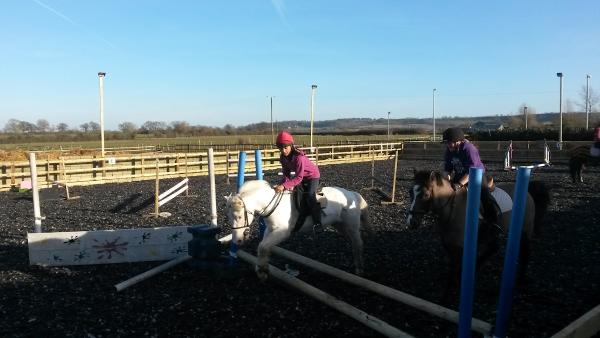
top-left (414, 170), bottom-right (446, 187)
top-left (238, 180), bottom-right (271, 195)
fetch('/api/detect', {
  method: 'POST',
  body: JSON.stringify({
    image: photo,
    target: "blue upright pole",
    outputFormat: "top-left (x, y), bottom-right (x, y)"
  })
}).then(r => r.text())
top-left (493, 166), bottom-right (531, 338)
top-left (458, 167), bottom-right (483, 338)
top-left (236, 151), bottom-right (247, 193)
top-left (229, 151), bottom-right (247, 265)
top-left (255, 149), bottom-right (267, 240)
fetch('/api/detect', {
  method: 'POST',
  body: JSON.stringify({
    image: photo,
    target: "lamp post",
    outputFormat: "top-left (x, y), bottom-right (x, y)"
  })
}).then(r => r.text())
top-left (269, 96), bottom-right (275, 144)
top-left (432, 88), bottom-right (437, 141)
top-left (524, 105), bottom-right (528, 130)
top-left (98, 72), bottom-right (106, 157)
top-left (586, 74), bottom-right (591, 130)
top-left (310, 84), bottom-right (317, 152)
top-left (387, 111), bottom-right (391, 141)
top-left (557, 72), bottom-right (563, 149)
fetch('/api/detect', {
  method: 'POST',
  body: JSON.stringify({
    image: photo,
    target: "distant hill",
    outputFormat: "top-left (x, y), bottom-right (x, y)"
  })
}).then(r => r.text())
top-left (266, 112), bottom-right (597, 135)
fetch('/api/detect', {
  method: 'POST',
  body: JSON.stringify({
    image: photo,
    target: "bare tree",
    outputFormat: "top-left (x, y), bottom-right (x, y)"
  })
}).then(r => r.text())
top-left (171, 121), bottom-right (190, 135)
top-left (118, 122), bottom-right (137, 133)
top-left (36, 119), bottom-right (50, 132)
top-left (578, 85), bottom-right (599, 113)
top-left (4, 119), bottom-right (23, 133)
top-left (80, 123), bottom-right (90, 132)
top-left (89, 121), bottom-right (100, 131)
top-left (56, 123), bottom-right (69, 132)
top-left (140, 121), bottom-right (167, 134)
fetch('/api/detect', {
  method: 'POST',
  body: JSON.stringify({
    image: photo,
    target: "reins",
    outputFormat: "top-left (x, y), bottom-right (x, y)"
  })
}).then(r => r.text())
top-left (231, 190), bottom-right (285, 229)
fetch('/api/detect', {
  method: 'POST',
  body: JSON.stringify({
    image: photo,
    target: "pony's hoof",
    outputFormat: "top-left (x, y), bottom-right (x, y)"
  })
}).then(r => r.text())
top-left (255, 265), bottom-right (269, 282)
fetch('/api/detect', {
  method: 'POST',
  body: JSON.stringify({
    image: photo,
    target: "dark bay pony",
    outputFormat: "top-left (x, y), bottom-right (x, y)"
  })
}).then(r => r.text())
top-left (569, 144), bottom-right (600, 183)
top-left (407, 170), bottom-right (550, 292)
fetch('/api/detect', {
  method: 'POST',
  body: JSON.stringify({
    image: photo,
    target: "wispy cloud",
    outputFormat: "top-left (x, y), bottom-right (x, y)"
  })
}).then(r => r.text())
top-left (271, 0), bottom-right (290, 27)
top-left (32, 0), bottom-right (116, 49)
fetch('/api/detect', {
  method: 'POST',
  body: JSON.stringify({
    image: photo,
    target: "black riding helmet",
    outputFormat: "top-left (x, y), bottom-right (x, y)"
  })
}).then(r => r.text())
top-left (441, 127), bottom-right (465, 143)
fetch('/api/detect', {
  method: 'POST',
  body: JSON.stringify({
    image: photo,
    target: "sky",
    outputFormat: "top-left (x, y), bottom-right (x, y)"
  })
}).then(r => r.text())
top-left (1, 0), bottom-right (599, 131)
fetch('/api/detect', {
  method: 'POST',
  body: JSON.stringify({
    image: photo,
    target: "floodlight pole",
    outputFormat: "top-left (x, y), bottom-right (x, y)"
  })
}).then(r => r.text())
top-left (586, 74), bottom-right (591, 130)
top-left (98, 72), bottom-right (106, 157)
top-left (310, 84), bottom-right (317, 152)
top-left (269, 96), bottom-right (275, 144)
top-left (557, 72), bottom-right (563, 149)
top-left (524, 106), bottom-right (528, 130)
top-left (387, 111), bottom-right (391, 141)
top-left (432, 88), bottom-right (437, 141)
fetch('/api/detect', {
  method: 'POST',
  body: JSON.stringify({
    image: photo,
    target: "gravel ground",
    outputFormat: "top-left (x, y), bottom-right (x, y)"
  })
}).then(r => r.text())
top-left (0, 158), bottom-right (599, 338)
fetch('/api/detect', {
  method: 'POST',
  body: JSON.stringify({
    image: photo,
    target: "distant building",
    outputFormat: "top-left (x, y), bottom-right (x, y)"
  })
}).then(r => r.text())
top-left (469, 121), bottom-right (504, 132)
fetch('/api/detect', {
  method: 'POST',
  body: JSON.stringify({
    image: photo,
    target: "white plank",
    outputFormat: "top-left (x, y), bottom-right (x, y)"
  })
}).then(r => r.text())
top-left (28, 226), bottom-right (193, 266)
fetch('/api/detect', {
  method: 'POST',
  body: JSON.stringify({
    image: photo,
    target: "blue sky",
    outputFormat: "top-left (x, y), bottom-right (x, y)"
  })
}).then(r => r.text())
top-left (1, 0), bottom-right (599, 130)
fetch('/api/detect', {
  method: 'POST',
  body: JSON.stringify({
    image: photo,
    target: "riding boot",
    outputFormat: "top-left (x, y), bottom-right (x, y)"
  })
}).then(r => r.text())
top-left (311, 202), bottom-right (324, 235)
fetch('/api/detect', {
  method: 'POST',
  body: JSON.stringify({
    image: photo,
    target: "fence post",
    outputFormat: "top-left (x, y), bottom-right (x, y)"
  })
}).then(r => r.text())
top-left (29, 153), bottom-right (42, 233)
top-left (154, 160), bottom-right (160, 217)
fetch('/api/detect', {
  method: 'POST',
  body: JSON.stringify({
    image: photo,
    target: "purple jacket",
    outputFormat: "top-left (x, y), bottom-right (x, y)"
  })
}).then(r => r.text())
top-left (280, 148), bottom-right (320, 189)
top-left (444, 140), bottom-right (484, 182)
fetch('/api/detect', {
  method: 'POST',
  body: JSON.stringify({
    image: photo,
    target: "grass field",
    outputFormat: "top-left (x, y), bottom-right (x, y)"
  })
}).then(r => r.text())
top-left (0, 133), bottom-right (432, 151)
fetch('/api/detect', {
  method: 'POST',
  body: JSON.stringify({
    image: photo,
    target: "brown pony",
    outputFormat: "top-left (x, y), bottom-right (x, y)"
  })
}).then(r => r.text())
top-left (407, 170), bottom-right (550, 294)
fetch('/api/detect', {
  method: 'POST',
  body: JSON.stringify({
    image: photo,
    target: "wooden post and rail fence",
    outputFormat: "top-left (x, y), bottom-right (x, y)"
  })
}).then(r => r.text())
top-left (0, 142), bottom-right (403, 192)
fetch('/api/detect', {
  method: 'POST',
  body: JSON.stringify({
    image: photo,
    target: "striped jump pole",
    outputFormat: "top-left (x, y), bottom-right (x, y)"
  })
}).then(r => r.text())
top-left (493, 166), bottom-right (531, 338)
top-left (458, 167), bottom-right (483, 338)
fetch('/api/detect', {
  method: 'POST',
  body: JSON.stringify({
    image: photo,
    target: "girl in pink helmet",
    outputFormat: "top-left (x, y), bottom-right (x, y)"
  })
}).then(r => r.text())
top-left (273, 130), bottom-right (323, 233)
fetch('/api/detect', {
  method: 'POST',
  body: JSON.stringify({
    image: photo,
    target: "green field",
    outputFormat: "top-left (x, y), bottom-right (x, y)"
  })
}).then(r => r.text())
top-left (0, 133), bottom-right (432, 151)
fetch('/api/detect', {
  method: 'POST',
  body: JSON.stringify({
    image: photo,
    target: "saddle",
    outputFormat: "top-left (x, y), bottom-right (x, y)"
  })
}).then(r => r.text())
top-left (291, 184), bottom-right (325, 232)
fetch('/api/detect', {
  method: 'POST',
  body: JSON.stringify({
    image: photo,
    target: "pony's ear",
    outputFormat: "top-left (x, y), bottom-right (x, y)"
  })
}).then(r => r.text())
top-left (224, 193), bottom-right (232, 201)
top-left (430, 171), bottom-right (444, 186)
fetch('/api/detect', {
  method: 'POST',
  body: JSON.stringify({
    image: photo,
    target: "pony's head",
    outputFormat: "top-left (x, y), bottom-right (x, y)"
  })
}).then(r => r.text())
top-left (225, 193), bottom-right (254, 246)
top-left (407, 170), bottom-right (443, 228)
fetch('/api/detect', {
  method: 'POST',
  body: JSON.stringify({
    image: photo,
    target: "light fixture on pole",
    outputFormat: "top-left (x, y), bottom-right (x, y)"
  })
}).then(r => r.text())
top-left (524, 105), bottom-right (528, 130)
top-left (310, 84), bottom-right (317, 152)
top-left (557, 72), bottom-right (563, 149)
top-left (98, 72), bottom-right (106, 157)
top-left (432, 88), bottom-right (437, 141)
top-left (586, 74), bottom-right (591, 130)
top-left (387, 111), bottom-right (391, 141)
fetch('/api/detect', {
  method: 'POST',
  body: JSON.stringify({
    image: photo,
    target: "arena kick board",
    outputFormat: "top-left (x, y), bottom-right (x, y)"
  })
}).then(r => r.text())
top-left (27, 226), bottom-right (192, 266)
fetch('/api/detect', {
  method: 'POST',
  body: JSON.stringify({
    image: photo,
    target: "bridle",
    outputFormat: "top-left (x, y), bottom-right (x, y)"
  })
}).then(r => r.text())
top-left (409, 181), bottom-right (457, 225)
top-left (230, 191), bottom-right (285, 230)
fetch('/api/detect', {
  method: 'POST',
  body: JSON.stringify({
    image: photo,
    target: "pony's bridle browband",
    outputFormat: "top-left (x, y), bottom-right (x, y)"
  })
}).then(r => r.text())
top-left (231, 191), bottom-right (284, 230)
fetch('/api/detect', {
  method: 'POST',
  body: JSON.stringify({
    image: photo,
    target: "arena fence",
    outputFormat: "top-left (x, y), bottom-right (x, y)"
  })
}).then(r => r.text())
top-left (0, 142), bottom-right (403, 192)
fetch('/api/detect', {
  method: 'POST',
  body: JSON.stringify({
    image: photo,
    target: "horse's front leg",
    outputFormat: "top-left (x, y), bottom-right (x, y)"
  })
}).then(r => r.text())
top-left (255, 229), bottom-right (290, 282)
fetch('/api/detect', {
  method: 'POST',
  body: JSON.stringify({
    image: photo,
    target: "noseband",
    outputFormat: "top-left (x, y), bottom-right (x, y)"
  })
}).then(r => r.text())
top-left (230, 191), bottom-right (284, 230)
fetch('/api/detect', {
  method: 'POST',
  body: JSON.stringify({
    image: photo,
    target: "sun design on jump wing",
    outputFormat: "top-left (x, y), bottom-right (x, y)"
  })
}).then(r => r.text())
top-left (166, 231), bottom-right (183, 242)
top-left (138, 232), bottom-right (151, 244)
top-left (74, 250), bottom-right (89, 262)
top-left (92, 237), bottom-right (129, 259)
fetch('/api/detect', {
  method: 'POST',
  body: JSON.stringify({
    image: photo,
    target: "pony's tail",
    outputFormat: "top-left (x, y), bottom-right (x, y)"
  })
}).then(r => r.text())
top-left (355, 192), bottom-right (371, 232)
top-left (528, 181), bottom-right (551, 236)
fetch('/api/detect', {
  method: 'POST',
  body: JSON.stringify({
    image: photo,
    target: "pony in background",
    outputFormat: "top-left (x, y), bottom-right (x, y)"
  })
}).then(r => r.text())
top-left (407, 170), bottom-right (550, 295)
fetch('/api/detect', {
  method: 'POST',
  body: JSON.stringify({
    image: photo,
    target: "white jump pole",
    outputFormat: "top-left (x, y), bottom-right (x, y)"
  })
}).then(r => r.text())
top-left (208, 148), bottom-right (217, 226)
top-left (236, 249), bottom-right (413, 338)
top-left (115, 149), bottom-right (226, 291)
top-left (29, 153), bottom-right (42, 233)
top-left (271, 246), bottom-right (491, 335)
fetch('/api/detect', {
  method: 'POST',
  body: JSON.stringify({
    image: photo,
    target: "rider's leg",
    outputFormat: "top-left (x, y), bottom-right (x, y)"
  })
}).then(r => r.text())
top-left (306, 178), bottom-right (323, 233)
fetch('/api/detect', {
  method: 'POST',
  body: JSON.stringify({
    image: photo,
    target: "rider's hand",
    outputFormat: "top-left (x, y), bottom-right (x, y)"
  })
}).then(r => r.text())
top-left (274, 185), bottom-right (285, 193)
top-left (452, 182), bottom-right (464, 191)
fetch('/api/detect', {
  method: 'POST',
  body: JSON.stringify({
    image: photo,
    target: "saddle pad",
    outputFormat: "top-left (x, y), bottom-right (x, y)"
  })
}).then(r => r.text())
top-left (491, 187), bottom-right (512, 213)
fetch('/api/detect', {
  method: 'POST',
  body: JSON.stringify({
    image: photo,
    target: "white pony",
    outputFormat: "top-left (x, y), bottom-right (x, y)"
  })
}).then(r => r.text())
top-left (225, 180), bottom-right (369, 281)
